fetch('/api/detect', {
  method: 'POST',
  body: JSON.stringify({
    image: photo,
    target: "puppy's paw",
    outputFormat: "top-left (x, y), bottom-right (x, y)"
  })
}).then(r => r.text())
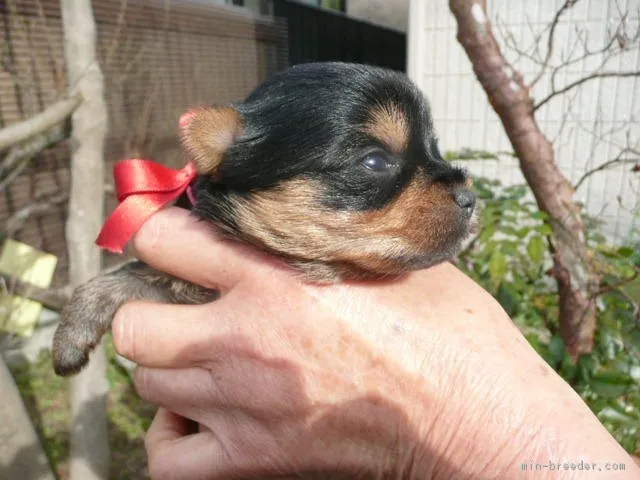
top-left (52, 281), bottom-right (120, 376)
top-left (51, 260), bottom-right (214, 376)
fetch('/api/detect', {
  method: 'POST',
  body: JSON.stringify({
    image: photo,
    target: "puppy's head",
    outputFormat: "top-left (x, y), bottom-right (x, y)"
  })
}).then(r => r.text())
top-left (180, 62), bottom-right (476, 282)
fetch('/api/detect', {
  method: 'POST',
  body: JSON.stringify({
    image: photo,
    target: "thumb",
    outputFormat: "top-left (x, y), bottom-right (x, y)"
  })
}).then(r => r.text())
top-left (131, 207), bottom-right (278, 293)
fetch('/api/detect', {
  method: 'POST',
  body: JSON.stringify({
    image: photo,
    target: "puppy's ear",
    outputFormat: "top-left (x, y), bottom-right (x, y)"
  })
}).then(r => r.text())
top-left (179, 106), bottom-right (244, 175)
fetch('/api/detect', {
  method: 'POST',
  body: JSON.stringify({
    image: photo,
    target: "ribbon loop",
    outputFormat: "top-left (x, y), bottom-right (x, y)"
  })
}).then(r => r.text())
top-left (95, 159), bottom-right (197, 254)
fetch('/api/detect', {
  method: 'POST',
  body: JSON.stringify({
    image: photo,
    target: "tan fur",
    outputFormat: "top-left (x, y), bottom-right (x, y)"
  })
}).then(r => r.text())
top-left (364, 104), bottom-right (410, 153)
top-left (231, 173), bottom-right (462, 281)
top-left (181, 106), bottom-right (244, 175)
top-left (54, 71), bottom-right (474, 378)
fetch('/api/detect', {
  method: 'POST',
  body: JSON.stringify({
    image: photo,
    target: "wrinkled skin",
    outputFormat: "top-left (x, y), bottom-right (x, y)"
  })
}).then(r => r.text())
top-left (113, 208), bottom-right (640, 480)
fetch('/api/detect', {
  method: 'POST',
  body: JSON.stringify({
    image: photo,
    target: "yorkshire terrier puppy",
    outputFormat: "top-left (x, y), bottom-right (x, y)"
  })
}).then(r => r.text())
top-left (52, 62), bottom-right (476, 376)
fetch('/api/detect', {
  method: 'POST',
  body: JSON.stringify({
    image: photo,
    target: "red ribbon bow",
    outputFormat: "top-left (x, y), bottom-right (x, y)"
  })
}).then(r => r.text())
top-left (96, 159), bottom-right (197, 254)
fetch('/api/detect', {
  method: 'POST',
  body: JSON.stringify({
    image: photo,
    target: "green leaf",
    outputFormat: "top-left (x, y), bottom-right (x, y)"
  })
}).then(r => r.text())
top-left (578, 355), bottom-right (596, 383)
top-left (616, 246), bottom-right (635, 258)
top-left (496, 283), bottom-right (520, 316)
top-left (527, 235), bottom-right (546, 267)
top-left (560, 354), bottom-right (578, 381)
top-left (537, 224), bottom-right (553, 235)
top-left (478, 224), bottom-right (496, 244)
top-left (501, 241), bottom-right (519, 256)
top-left (531, 211), bottom-right (550, 221)
top-left (548, 335), bottom-right (565, 365)
top-left (599, 327), bottom-right (624, 360)
top-left (598, 406), bottom-right (638, 425)
top-left (472, 181), bottom-right (495, 199)
top-left (590, 371), bottom-right (633, 399)
top-left (488, 250), bottom-right (507, 290)
top-left (501, 226), bottom-right (520, 237)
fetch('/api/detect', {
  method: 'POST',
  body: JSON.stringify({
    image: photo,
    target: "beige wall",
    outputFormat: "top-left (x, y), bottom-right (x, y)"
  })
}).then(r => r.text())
top-left (407, 0), bottom-right (640, 242)
top-left (347, 0), bottom-right (409, 32)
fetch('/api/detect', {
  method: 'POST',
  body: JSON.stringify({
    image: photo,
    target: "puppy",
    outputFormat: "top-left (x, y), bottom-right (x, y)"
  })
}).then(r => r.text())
top-left (52, 62), bottom-right (476, 376)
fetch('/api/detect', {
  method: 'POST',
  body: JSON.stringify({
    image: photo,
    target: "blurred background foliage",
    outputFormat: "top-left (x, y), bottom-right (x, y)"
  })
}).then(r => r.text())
top-left (455, 175), bottom-right (640, 453)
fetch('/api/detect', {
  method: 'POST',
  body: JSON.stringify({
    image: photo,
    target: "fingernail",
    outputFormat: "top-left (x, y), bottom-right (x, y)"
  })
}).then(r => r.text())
top-left (112, 305), bottom-right (134, 360)
top-left (132, 210), bottom-right (165, 256)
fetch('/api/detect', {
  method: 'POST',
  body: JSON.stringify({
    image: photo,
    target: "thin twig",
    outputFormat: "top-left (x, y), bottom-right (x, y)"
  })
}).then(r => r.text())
top-left (3, 183), bottom-right (116, 235)
top-left (104, 0), bottom-right (130, 68)
top-left (528, 0), bottom-right (581, 88)
top-left (0, 95), bottom-right (80, 152)
top-left (34, 0), bottom-right (65, 93)
top-left (0, 123), bottom-right (66, 178)
top-left (594, 269), bottom-right (639, 297)
top-left (4, 191), bottom-right (69, 235)
top-left (0, 156), bottom-right (29, 192)
top-left (575, 157), bottom-right (639, 191)
top-left (0, 272), bottom-right (71, 312)
top-left (535, 71), bottom-right (640, 112)
top-left (0, 125), bottom-right (67, 192)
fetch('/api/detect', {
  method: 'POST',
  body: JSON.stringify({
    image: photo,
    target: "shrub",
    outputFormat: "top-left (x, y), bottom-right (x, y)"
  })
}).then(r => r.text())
top-left (457, 177), bottom-right (640, 453)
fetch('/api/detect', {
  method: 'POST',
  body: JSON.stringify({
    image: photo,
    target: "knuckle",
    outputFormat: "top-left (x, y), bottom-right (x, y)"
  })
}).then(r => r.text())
top-left (147, 447), bottom-right (173, 480)
top-left (133, 367), bottom-right (151, 402)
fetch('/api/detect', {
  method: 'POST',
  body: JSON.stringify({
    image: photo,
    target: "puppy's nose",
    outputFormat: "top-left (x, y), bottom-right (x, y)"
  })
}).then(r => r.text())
top-left (453, 189), bottom-right (476, 215)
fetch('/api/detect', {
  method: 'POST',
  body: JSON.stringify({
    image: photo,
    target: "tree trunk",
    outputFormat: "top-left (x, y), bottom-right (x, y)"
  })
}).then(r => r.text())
top-left (60, 1), bottom-right (110, 479)
top-left (0, 356), bottom-right (56, 480)
top-left (449, 0), bottom-right (600, 358)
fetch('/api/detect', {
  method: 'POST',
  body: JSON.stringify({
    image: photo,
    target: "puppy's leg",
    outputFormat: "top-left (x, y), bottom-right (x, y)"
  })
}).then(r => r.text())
top-left (52, 260), bottom-right (218, 376)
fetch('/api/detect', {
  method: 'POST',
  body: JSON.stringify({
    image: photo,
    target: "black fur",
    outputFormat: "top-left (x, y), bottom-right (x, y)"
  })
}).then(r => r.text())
top-left (52, 62), bottom-right (476, 377)
top-left (192, 62), bottom-right (466, 217)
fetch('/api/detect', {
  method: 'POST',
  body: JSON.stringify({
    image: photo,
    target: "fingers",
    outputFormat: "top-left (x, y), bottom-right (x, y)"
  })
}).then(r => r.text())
top-left (146, 409), bottom-right (285, 480)
top-left (134, 361), bottom-right (304, 419)
top-left (130, 207), bottom-right (272, 292)
top-left (145, 409), bottom-right (227, 480)
top-left (112, 301), bottom-right (230, 368)
top-left (145, 408), bottom-right (195, 449)
top-left (135, 367), bottom-right (222, 414)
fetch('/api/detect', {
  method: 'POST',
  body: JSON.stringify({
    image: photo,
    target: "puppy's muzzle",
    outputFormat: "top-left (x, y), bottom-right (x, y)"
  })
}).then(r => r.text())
top-left (453, 188), bottom-right (476, 218)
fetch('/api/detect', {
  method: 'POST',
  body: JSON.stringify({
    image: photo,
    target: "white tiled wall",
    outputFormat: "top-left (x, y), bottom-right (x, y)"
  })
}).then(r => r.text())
top-left (408, 0), bottom-right (640, 243)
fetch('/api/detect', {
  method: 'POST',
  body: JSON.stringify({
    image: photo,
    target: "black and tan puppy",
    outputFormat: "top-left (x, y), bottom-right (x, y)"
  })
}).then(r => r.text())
top-left (52, 62), bottom-right (476, 376)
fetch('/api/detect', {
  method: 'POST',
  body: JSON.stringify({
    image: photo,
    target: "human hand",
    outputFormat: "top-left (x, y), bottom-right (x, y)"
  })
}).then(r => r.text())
top-left (113, 207), bottom-right (640, 480)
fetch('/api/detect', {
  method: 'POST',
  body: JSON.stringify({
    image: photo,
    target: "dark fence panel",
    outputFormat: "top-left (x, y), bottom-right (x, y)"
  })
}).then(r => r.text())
top-left (273, 0), bottom-right (406, 72)
top-left (0, 0), bottom-right (288, 287)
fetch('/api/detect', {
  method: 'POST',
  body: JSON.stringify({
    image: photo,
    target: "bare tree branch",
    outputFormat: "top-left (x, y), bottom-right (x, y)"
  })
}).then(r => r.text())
top-left (595, 269), bottom-right (639, 298)
top-left (60, 1), bottom-right (110, 478)
top-left (3, 191), bottom-right (69, 236)
top-left (0, 95), bottom-right (80, 152)
top-left (0, 124), bottom-right (67, 192)
top-left (535, 71), bottom-right (640, 111)
top-left (33, 0), bottom-right (65, 93)
top-left (0, 157), bottom-right (29, 192)
top-left (450, 0), bottom-right (601, 358)
top-left (104, 0), bottom-right (130, 68)
top-left (0, 272), bottom-right (71, 312)
top-left (3, 183), bottom-right (115, 235)
top-left (528, 0), bottom-right (581, 88)
top-left (575, 148), bottom-right (640, 191)
top-left (0, 124), bottom-right (65, 177)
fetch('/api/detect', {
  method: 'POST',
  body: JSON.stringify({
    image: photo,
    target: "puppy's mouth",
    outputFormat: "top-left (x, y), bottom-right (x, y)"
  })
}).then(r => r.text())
top-left (397, 204), bottom-right (477, 271)
top-left (410, 231), bottom-right (471, 269)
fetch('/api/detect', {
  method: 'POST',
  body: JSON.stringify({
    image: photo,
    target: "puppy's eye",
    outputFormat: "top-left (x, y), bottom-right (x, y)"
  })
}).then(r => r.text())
top-left (361, 152), bottom-right (393, 172)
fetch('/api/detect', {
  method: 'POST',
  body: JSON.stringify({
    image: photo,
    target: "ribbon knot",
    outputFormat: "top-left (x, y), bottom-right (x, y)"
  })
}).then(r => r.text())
top-left (96, 159), bottom-right (197, 254)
